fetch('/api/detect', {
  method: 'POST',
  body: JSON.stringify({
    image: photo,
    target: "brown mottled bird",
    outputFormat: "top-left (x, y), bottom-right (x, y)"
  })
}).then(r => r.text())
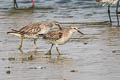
top-left (7, 21), bottom-right (62, 49)
top-left (42, 25), bottom-right (84, 55)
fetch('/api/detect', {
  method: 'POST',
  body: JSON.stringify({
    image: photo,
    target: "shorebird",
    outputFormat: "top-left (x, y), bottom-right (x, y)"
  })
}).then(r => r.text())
top-left (7, 21), bottom-right (62, 49)
top-left (13, 0), bottom-right (35, 8)
top-left (96, 0), bottom-right (119, 26)
top-left (42, 25), bottom-right (84, 55)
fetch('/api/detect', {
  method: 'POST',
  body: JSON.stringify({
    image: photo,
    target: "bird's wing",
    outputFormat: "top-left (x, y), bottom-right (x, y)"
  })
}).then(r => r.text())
top-left (43, 31), bottom-right (63, 41)
top-left (18, 22), bottom-right (42, 35)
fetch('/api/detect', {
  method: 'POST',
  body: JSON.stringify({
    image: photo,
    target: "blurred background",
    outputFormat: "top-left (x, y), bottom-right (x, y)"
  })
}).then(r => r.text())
top-left (0, 0), bottom-right (118, 24)
top-left (0, 0), bottom-right (120, 80)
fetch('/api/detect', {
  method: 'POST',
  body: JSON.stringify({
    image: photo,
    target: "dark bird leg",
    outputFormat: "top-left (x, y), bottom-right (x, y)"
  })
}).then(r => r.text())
top-left (56, 47), bottom-right (61, 55)
top-left (116, 1), bottom-right (119, 26)
top-left (13, 0), bottom-right (18, 8)
top-left (34, 39), bottom-right (38, 49)
top-left (13, 0), bottom-right (15, 8)
top-left (46, 44), bottom-right (54, 55)
top-left (108, 5), bottom-right (112, 24)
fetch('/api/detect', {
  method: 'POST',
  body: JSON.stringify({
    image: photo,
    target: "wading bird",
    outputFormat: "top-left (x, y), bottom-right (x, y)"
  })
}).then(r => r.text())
top-left (13, 0), bottom-right (18, 8)
top-left (96, 0), bottom-right (119, 26)
top-left (13, 0), bottom-right (35, 8)
top-left (7, 21), bottom-right (62, 49)
top-left (42, 25), bottom-right (84, 55)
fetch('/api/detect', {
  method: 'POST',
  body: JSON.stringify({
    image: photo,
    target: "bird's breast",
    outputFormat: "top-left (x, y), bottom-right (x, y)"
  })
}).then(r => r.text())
top-left (56, 33), bottom-right (73, 45)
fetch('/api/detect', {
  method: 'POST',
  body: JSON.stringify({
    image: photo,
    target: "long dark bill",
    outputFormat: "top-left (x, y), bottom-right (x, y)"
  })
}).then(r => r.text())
top-left (77, 30), bottom-right (84, 35)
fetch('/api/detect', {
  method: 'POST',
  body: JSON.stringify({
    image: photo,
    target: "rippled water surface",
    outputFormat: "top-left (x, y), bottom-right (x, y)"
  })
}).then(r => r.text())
top-left (0, 0), bottom-right (120, 80)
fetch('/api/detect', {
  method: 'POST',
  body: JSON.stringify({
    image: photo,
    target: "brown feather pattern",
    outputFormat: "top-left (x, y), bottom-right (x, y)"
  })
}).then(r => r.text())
top-left (16, 22), bottom-right (52, 35)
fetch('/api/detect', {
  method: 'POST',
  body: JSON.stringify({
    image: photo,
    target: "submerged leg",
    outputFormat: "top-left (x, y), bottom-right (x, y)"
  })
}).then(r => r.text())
top-left (15, 0), bottom-right (18, 8)
top-left (108, 5), bottom-right (112, 24)
top-left (56, 47), bottom-right (61, 55)
top-left (14, 0), bottom-right (18, 8)
top-left (13, 0), bottom-right (15, 8)
top-left (46, 44), bottom-right (54, 55)
top-left (18, 36), bottom-right (24, 49)
top-left (34, 39), bottom-right (38, 49)
top-left (116, 1), bottom-right (119, 26)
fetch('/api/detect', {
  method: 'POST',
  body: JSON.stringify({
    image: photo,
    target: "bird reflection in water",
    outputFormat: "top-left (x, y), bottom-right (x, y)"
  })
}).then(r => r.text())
top-left (18, 49), bottom-right (72, 64)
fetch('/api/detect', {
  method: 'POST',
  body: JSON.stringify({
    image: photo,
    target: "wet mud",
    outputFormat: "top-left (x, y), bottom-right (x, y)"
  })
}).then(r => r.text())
top-left (0, 0), bottom-right (120, 80)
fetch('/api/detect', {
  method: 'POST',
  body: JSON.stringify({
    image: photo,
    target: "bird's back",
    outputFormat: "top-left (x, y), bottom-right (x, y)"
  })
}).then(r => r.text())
top-left (7, 21), bottom-right (53, 39)
top-left (43, 30), bottom-right (63, 41)
top-left (18, 22), bottom-right (52, 35)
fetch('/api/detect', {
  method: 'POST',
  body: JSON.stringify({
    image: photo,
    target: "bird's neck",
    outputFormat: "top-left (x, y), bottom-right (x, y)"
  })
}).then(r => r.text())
top-left (69, 29), bottom-right (75, 35)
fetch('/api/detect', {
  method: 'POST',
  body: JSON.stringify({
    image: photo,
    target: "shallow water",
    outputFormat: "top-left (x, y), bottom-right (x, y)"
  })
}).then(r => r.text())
top-left (0, 0), bottom-right (120, 80)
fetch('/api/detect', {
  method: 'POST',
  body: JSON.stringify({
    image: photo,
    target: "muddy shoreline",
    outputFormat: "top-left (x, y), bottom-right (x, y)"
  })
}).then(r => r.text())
top-left (1, 0), bottom-right (120, 80)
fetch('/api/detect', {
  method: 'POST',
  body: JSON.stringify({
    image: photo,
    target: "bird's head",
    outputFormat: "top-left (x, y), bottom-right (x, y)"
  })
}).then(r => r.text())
top-left (70, 25), bottom-right (84, 35)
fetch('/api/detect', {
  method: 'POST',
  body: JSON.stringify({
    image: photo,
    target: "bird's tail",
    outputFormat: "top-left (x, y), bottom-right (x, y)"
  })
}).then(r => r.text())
top-left (7, 29), bottom-right (19, 34)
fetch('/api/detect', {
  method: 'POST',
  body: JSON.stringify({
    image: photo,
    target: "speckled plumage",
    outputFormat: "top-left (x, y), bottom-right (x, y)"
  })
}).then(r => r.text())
top-left (43, 25), bottom-right (84, 55)
top-left (18, 22), bottom-right (52, 35)
top-left (7, 21), bottom-right (61, 49)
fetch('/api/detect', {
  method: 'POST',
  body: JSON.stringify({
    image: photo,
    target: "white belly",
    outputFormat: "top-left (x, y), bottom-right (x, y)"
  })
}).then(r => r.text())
top-left (9, 33), bottom-right (21, 37)
top-left (24, 34), bottom-right (39, 39)
top-left (9, 33), bottom-right (39, 39)
top-left (54, 33), bottom-right (73, 45)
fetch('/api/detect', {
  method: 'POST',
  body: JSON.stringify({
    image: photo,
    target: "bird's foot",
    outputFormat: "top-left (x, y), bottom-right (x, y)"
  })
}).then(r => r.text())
top-left (45, 50), bottom-right (51, 55)
top-left (58, 52), bottom-right (62, 55)
top-left (18, 45), bottom-right (22, 49)
top-left (35, 46), bottom-right (39, 49)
